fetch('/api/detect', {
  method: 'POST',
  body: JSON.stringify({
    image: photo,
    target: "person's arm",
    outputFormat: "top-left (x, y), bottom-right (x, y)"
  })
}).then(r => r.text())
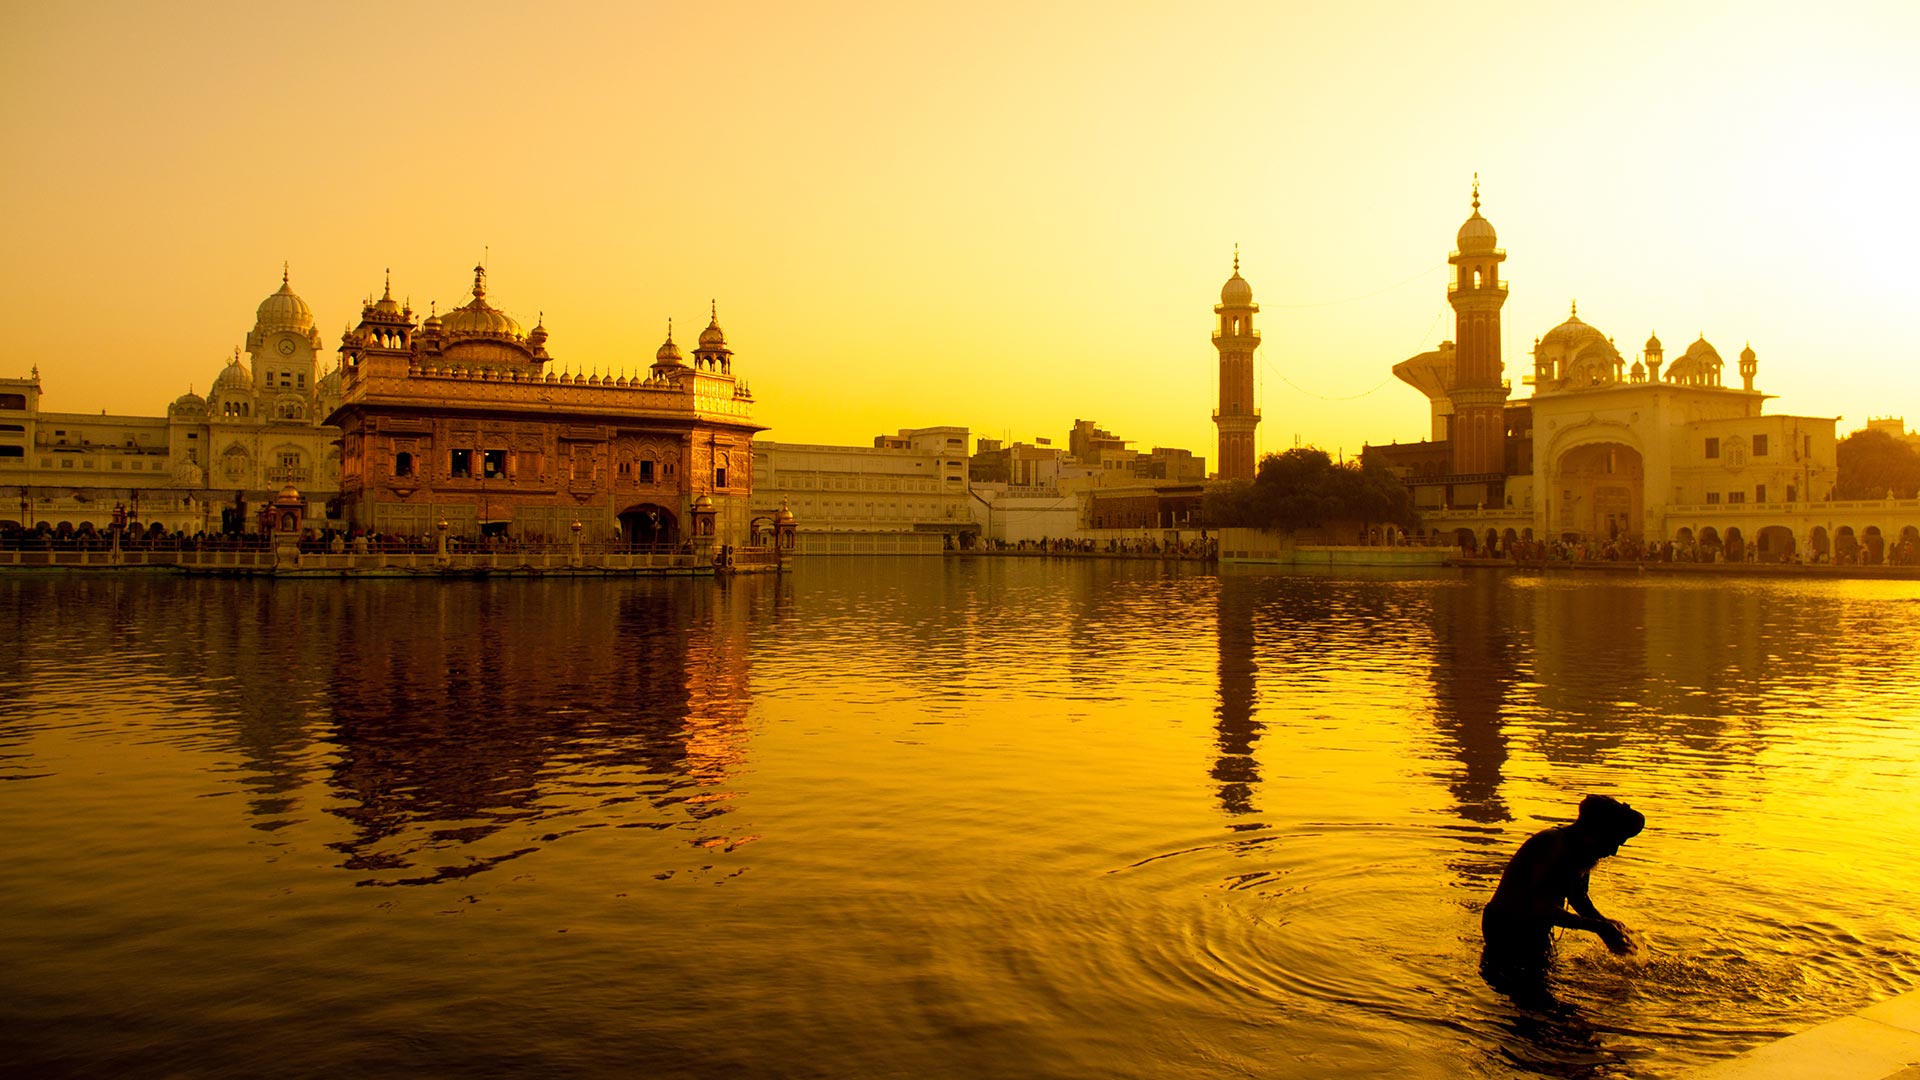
top-left (1557, 873), bottom-right (1632, 952)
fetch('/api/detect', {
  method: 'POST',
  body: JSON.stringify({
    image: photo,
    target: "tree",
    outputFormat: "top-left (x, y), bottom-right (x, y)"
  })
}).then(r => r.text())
top-left (1203, 447), bottom-right (1417, 531)
top-left (1835, 429), bottom-right (1920, 499)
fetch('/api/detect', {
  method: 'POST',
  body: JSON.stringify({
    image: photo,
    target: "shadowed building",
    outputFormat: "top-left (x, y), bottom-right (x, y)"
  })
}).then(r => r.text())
top-left (329, 270), bottom-right (763, 548)
top-left (1365, 184), bottom-right (1865, 560)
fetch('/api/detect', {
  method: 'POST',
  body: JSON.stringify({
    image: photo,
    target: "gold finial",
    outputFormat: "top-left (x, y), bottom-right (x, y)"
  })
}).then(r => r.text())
top-left (472, 264), bottom-right (486, 299)
top-left (1570, 300), bottom-right (1578, 317)
top-left (1471, 173), bottom-right (1480, 212)
top-left (282, 261), bottom-right (289, 285)
top-left (666, 317), bottom-right (674, 342)
top-left (710, 298), bottom-right (718, 322)
top-left (383, 269), bottom-right (392, 300)
top-left (1233, 243), bottom-right (1240, 273)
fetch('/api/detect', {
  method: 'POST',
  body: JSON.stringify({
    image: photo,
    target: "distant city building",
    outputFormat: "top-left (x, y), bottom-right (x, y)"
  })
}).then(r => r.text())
top-left (752, 426), bottom-right (971, 554)
top-left (1863, 417), bottom-right (1920, 449)
top-left (1212, 250), bottom-right (1261, 481)
top-left (329, 271), bottom-right (762, 547)
top-left (1, 270), bottom-right (343, 533)
top-left (1361, 185), bottom-right (1908, 563)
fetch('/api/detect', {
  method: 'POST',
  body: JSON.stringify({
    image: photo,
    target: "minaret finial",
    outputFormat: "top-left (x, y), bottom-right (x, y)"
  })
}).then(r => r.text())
top-left (711, 298), bottom-right (717, 321)
top-left (382, 268), bottom-right (393, 301)
top-left (1571, 299), bottom-right (1578, 317)
top-left (666, 317), bottom-right (673, 342)
top-left (1233, 243), bottom-right (1240, 273)
top-left (472, 264), bottom-right (486, 300)
top-left (282, 261), bottom-right (289, 285)
top-left (1471, 172), bottom-right (1480, 212)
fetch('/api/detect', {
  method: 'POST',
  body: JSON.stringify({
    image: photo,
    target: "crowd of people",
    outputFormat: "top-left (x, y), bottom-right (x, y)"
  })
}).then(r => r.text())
top-left (967, 534), bottom-right (1219, 559)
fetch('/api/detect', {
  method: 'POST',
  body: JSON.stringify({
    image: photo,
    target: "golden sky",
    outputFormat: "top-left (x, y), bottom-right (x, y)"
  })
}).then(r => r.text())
top-left (3, 2), bottom-right (1915, 461)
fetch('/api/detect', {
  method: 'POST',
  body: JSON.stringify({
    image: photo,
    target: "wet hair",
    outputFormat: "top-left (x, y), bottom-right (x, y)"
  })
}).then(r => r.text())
top-left (1577, 795), bottom-right (1646, 843)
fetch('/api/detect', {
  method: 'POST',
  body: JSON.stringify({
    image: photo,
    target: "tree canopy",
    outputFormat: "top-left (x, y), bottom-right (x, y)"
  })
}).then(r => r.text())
top-left (1204, 447), bottom-right (1417, 531)
top-left (1835, 429), bottom-right (1920, 499)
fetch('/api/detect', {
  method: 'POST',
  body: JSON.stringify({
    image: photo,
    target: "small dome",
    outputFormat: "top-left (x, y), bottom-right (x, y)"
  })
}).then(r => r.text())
top-left (279, 483), bottom-right (301, 501)
top-left (170, 390), bottom-right (207, 414)
top-left (1456, 212), bottom-right (1497, 253)
top-left (256, 268), bottom-right (315, 334)
top-left (1220, 271), bottom-right (1253, 306)
top-left (529, 313), bottom-right (548, 348)
top-left (655, 330), bottom-right (683, 364)
top-left (692, 494), bottom-right (714, 509)
top-left (1456, 178), bottom-right (1498, 254)
top-left (1684, 336), bottom-right (1722, 363)
top-left (699, 320), bottom-right (726, 348)
top-left (1740, 343), bottom-right (1756, 363)
top-left (1645, 331), bottom-right (1663, 352)
top-left (212, 352), bottom-right (253, 394)
top-left (773, 501), bottom-right (794, 524)
top-left (372, 273), bottom-right (402, 316)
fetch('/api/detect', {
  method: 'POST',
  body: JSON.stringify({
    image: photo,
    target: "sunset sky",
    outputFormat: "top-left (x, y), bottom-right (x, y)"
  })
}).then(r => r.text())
top-left (4, 2), bottom-right (1916, 463)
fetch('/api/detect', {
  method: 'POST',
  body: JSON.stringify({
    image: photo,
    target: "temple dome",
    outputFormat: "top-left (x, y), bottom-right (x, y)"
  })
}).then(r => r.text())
top-left (169, 390), bottom-right (207, 415)
top-left (439, 265), bottom-right (524, 340)
top-left (256, 269), bottom-right (314, 334)
top-left (655, 331), bottom-right (683, 365)
top-left (1541, 305), bottom-right (1604, 351)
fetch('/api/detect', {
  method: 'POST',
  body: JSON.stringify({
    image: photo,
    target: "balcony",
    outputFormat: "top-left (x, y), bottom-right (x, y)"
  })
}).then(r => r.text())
top-left (265, 466), bottom-right (311, 485)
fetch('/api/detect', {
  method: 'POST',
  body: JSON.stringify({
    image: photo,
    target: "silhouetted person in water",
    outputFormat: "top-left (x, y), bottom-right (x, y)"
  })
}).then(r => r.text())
top-left (1483, 795), bottom-right (1645, 972)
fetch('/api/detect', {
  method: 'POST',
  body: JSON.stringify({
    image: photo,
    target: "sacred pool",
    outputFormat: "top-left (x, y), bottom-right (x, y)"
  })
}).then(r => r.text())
top-left (2, 561), bottom-right (1915, 1078)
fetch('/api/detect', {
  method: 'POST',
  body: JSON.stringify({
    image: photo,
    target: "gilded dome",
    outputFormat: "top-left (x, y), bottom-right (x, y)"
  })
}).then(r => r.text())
top-left (371, 272), bottom-right (402, 317)
top-left (1740, 343), bottom-right (1756, 363)
top-left (655, 328), bottom-right (684, 365)
top-left (1645, 331), bottom-right (1663, 352)
top-left (256, 268), bottom-right (315, 334)
top-left (699, 303), bottom-right (727, 347)
top-left (169, 390), bottom-right (207, 414)
top-left (439, 265), bottom-right (524, 340)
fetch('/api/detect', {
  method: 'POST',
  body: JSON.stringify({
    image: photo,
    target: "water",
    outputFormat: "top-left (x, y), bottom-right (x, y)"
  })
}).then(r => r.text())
top-left (2, 561), bottom-right (1917, 1078)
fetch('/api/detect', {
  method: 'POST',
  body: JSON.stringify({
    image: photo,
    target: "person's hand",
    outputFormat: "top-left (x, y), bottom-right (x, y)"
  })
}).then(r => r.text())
top-left (1597, 919), bottom-right (1635, 955)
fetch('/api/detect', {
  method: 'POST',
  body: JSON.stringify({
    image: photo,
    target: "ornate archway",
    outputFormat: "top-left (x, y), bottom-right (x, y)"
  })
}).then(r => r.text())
top-left (1551, 440), bottom-right (1644, 540)
top-left (617, 503), bottom-right (679, 551)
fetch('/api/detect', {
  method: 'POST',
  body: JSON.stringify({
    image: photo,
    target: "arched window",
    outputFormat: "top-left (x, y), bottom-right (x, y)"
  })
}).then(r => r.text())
top-left (394, 451), bottom-right (414, 477)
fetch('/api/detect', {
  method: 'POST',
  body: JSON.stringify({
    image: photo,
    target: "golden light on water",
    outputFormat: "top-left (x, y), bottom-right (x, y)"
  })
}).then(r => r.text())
top-left (3, 3), bottom-right (1917, 455)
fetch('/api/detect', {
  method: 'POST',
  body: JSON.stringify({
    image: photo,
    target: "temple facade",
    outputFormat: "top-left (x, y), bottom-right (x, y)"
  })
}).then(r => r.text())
top-left (328, 267), bottom-right (763, 548)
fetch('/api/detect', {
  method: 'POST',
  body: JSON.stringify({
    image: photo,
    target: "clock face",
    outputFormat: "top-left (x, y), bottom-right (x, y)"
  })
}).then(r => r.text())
top-left (278, 338), bottom-right (297, 356)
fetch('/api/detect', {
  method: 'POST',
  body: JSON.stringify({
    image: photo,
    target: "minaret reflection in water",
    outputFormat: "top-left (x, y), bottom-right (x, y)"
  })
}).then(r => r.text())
top-left (1212, 578), bottom-right (1264, 819)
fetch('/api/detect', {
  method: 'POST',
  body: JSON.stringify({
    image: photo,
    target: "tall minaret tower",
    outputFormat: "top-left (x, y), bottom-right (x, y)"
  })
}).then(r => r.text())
top-left (1213, 248), bottom-right (1261, 482)
top-left (1447, 177), bottom-right (1510, 478)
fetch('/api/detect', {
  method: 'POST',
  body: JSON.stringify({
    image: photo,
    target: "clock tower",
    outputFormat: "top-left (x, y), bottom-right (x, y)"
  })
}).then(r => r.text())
top-left (245, 265), bottom-right (325, 419)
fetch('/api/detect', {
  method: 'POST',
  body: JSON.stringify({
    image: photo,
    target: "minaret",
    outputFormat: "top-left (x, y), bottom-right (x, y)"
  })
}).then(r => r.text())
top-left (1447, 177), bottom-right (1510, 476)
top-left (1739, 343), bottom-right (1757, 391)
top-left (1212, 247), bottom-right (1261, 482)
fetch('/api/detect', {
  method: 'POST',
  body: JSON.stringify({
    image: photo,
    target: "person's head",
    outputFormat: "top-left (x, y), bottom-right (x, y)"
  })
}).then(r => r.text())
top-left (1575, 794), bottom-right (1645, 858)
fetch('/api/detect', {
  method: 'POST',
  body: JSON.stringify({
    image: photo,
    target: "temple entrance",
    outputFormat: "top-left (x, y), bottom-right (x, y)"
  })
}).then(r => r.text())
top-left (1553, 442), bottom-right (1643, 540)
top-left (617, 503), bottom-right (679, 550)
